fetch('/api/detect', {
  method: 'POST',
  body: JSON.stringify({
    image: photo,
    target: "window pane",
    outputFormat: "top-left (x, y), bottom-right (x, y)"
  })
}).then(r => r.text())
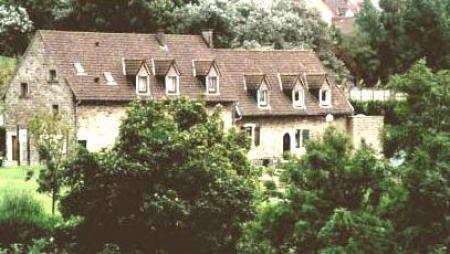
top-left (302, 129), bottom-right (310, 147)
top-left (138, 76), bottom-right (147, 93)
top-left (167, 76), bottom-right (177, 93)
top-left (208, 77), bottom-right (217, 93)
top-left (294, 91), bottom-right (300, 101)
top-left (259, 90), bottom-right (268, 106)
top-left (295, 129), bottom-right (301, 148)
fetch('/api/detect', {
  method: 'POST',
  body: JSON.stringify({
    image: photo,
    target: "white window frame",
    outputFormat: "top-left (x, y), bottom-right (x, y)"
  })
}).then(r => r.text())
top-left (136, 75), bottom-right (150, 95)
top-left (74, 62), bottom-right (87, 76)
top-left (104, 72), bottom-right (117, 85)
top-left (257, 89), bottom-right (269, 108)
top-left (319, 88), bottom-right (332, 107)
top-left (165, 75), bottom-right (179, 95)
top-left (295, 129), bottom-right (310, 148)
top-left (206, 75), bottom-right (220, 95)
top-left (292, 88), bottom-right (305, 108)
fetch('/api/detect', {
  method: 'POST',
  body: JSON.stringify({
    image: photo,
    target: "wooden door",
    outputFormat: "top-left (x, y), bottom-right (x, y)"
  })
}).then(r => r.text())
top-left (12, 135), bottom-right (19, 161)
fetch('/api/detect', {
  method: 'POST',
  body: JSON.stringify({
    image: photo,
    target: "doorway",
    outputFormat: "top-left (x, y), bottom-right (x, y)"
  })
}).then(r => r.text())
top-left (12, 135), bottom-right (19, 161)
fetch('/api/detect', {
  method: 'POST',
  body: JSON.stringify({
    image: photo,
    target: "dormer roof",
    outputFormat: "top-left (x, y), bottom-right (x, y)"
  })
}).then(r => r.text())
top-left (305, 73), bottom-right (327, 89)
top-left (123, 59), bottom-right (146, 75)
top-left (153, 59), bottom-right (180, 76)
top-left (280, 74), bottom-right (305, 91)
top-left (244, 74), bottom-right (271, 91)
top-left (193, 60), bottom-right (221, 76)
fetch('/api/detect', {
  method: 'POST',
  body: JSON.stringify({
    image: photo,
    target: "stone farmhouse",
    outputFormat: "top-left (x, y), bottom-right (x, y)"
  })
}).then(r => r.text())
top-left (3, 30), bottom-right (383, 166)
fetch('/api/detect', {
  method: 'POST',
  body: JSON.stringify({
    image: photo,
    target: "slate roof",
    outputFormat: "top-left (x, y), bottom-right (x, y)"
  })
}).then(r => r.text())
top-left (123, 59), bottom-right (145, 75)
top-left (36, 30), bottom-right (353, 116)
top-left (306, 73), bottom-right (327, 89)
top-left (280, 74), bottom-right (304, 91)
top-left (193, 60), bottom-right (220, 76)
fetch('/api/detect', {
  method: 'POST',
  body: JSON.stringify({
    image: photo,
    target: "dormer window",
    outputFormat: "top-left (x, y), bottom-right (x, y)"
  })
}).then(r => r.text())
top-left (74, 62), bottom-right (87, 75)
top-left (293, 88), bottom-right (304, 107)
top-left (320, 88), bottom-right (332, 107)
top-left (136, 75), bottom-right (149, 94)
top-left (104, 72), bottom-right (117, 85)
top-left (193, 60), bottom-right (221, 95)
top-left (165, 75), bottom-right (179, 95)
top-left (258, 89), bottom-right (269, 107)
top-left (207, 76), bottom-right (219, 94)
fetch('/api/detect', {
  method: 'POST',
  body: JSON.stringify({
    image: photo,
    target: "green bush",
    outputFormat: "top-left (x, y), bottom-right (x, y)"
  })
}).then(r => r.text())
top-left (350, 100), bottom-right (403, 125)
top-left (0, 191), bottom-right (52, 246)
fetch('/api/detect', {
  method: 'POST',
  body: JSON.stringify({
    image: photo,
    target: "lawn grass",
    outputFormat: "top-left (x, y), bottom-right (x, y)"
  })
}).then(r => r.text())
top-left (0, 166), bottom-right (55, 216)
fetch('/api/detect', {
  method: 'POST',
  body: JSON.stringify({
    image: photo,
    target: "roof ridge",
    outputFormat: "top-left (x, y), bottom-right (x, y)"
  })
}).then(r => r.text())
top-left (37, 29), bottom-right (202, 37)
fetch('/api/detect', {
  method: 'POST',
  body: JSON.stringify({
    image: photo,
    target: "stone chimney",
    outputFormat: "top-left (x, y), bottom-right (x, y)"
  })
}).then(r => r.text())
top-left (156, 29), bottom-right (166, 47)
top-left (201, 29), bottom-right (214, 48)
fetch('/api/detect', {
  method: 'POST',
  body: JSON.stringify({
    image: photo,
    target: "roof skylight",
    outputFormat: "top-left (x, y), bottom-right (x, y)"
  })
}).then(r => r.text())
top-left (104, 72), bottom-right (117, 85)
top-left (74, 62), bottom-right (87, 75)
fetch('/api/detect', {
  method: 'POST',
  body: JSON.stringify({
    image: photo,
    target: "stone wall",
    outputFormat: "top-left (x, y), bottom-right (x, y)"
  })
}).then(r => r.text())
top-left (3, 34), bottom-right (75, 165)
top-left (76, 104), bottom-right (128, 151)
top-left (238, 115), bottom-right (348, 161)
top-left (77, 103), bottom-right (234, 152)
top-left (347, 115), bottom-right (384, 153)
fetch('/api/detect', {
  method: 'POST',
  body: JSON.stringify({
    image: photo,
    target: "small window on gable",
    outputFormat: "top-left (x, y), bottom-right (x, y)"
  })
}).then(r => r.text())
top-left (207, 76), bottom-right (219, 94)
top-left (137, 75), bottom-right (149, 94)
top-left (74, 62), bottom-right (86, 75)
top-left (104, 72), bottom-right (117, 85)
top-left (49, 69), bottom-right (57, 82)
top-left (52, 104), bottom-right (59, 115)
top-left (166, 75), bottom-right (179, 95)
top-left (293, 88), bottom-right (304, 107)
top-left (20, 83), bottom-right (29, 98)
top-left (320, 88), bottom-right (331, 107)
top-left (258, 89), bottom-right (269, 107)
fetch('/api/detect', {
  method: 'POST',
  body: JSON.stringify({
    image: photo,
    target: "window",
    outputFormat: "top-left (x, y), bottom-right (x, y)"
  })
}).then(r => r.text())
top-left (166, 76), bottom-right (178, 94)
top-left (302, 129), bottom-right (310, 147)
top-left (49, 69), bottom-right (57, 82)
top-left (52, 105), bottom-right (59, 115)
top-left (295, 129), bottom-right (310, 148)
top-left (293, 89), bottom-right (304, 107)
top-left (207, 76), bottom-right (219, 94)
top-left (241, 124), bottom-right (260, 146)
top-left (258, 89), bottom-right (269, 107)
top-left (74, 62), bottom-right (86, 75)
top-left (254, 126), bottom-right (261, 147)
top-left (104, 72), bottom-right (117, 85)
top-left (20, 83), bottom-right (28, 98)
top-left (137, 76), bottom-right (148, 94)
top-left (77, 140), bottom-right (87, 148)
top-left (320, 88), bottom-right (331, 107)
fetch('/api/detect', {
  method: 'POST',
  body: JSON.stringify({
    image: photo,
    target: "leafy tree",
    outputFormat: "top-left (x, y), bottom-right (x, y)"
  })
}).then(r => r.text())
top-left (239, 128), bottom-right (395, 253)
top-left (383, 61), bottom-right (450, 252)
top-left (0, 3), bottom-right (33, 56)
top-left (0, 56), bottom-right (16, 97)
top-left (339, 0), bottom-right (450, 86)
top-left (60, 99), bottom-right (256, 253)
top-left (176, 0), bottom-right (350, 84)
top-left (28, 108), bottom-right (73, 217)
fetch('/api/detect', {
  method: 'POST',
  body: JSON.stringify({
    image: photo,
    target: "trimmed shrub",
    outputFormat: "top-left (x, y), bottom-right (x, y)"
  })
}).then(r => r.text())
top-left (0, 191), bottom-right (52, 246)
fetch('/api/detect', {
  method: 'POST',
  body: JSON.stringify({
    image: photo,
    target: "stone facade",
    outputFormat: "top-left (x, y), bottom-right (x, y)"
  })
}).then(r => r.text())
top-left (238, 115), bottom-right (348, 161)
top-left (3, 35), bottom-right (75, 165)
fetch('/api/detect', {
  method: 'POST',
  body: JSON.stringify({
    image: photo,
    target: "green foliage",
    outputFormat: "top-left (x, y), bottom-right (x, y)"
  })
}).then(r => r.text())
top-left (338, 0), bottom-right (450, 86)
top-left (240, 128), bottom-right (395, 253)
top-left (60, 99), bottom-right (256, 253)
top-left (382, 61), bottom-right (450, 252)
top-left (350, 100), bottom-right (402, 125)
top-left (0, 191), bottom-right (52, 247)
top-left (28, 108), bottom-right (74, 216)
top-left (0, 56), bottom-right (15, 98)
top-left (0, 3), bottom-right (33, 56)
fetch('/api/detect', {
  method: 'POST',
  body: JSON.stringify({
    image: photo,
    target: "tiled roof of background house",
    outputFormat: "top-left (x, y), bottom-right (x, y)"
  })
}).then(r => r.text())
top-left (37, 30), bottom-right (353, 116)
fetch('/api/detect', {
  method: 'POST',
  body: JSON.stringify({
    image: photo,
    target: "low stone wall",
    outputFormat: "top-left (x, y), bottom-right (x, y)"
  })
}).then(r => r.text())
top-left (347, 115), bottom-right (384, 153)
